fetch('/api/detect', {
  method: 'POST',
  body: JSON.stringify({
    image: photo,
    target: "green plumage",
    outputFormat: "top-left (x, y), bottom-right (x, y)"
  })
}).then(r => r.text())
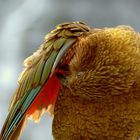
top-left (0, 21), bottom-right (90, 140)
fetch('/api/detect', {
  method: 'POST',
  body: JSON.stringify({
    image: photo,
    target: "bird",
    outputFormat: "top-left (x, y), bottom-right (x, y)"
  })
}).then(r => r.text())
top-left (1, 21), bottom-right (140, 140)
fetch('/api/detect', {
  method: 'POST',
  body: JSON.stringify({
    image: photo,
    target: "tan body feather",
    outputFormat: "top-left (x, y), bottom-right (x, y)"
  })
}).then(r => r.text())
top-left (53, 26), bottom-right (140, 139)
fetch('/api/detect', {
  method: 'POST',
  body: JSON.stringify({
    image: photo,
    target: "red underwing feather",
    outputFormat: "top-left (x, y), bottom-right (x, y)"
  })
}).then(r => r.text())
top-left (26, 73), bottom-right (61, 115)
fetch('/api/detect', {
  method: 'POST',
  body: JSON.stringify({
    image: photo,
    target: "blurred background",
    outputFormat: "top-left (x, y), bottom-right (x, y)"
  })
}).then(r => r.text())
top-left (1, 0), bottom-right (140, 139)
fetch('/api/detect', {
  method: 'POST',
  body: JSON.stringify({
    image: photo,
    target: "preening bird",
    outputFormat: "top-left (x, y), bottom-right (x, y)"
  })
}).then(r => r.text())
top-left (1, 21), bottom-right (140, 140)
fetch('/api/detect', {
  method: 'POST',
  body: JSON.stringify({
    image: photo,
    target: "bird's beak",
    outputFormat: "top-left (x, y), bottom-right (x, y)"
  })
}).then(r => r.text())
top-left (51, 38), bottom-right (76, 76)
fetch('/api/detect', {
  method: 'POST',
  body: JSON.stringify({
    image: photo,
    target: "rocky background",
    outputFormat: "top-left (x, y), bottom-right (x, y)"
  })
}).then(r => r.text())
top-left (0, 0), bottom-right (140, 139)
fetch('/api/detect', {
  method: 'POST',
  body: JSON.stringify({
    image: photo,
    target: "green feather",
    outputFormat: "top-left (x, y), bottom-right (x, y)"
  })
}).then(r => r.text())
top-left (53, 38), bottom-right (66, 50)
top-left (21, 86), bottom-right (41, 112)
top-left (51, 38), bottom-right (76, 74)
top-left (2, 86), bottom-right (41, 140)
top-left (33, 58), bottom-right (46, 86)
top-left (0, 21), bottom-right (90, 140)
top-left (40, 50), bottom-right (58, 84)
top-left (25, 68), bottom-right (36, 92)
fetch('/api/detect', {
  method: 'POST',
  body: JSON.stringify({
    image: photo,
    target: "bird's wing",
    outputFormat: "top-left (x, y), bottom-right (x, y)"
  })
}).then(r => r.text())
top-left (0, 22), bottom-right (90, 140)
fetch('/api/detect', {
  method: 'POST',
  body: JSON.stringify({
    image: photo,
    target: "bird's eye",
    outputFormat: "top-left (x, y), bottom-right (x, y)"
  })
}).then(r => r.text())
top-left (76, 71), bottom-right (84, 78)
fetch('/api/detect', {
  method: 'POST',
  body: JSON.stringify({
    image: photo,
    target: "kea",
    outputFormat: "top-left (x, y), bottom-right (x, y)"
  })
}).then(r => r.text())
top-left (1, 21), bottom-right (140, 140)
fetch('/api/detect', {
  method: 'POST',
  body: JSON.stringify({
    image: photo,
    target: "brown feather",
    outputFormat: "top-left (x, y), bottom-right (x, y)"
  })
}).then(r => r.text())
top-left (53, 26), bottom-right (140, 139)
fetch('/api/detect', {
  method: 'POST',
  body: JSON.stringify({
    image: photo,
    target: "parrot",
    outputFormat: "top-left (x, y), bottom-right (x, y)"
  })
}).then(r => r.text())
top-left (1, 21), bottom-right (140, 140)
